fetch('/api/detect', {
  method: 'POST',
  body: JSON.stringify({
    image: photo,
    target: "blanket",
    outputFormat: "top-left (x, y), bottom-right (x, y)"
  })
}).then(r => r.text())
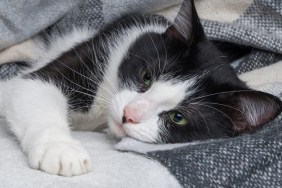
top-left (0, 0), bottom-right (282, 187)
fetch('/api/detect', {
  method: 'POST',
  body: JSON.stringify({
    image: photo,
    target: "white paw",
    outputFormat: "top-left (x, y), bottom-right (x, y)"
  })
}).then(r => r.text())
top-left (28, 141), bottom-right (91, 176)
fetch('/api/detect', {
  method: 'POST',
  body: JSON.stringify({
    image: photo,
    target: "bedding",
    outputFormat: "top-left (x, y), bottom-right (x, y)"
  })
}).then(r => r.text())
top-left (0, 0), bottom-right (282, 187)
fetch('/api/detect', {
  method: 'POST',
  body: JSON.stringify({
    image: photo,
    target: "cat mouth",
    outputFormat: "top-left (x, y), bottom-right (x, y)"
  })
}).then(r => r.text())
top-left (112, 119), bottom-right (126, 137)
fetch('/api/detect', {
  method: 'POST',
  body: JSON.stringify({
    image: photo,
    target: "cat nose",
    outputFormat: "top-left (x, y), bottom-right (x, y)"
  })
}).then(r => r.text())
top-left (122, 100), bottom-right (150, 124)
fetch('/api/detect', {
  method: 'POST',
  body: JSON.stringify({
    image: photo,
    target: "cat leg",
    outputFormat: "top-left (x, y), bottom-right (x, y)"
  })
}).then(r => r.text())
top-left (0, 78), bottom-right (91, 176)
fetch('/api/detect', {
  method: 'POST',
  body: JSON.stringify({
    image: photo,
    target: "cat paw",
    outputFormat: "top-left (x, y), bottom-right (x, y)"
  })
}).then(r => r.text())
top-left (28, 141), bottom-right (91, 176)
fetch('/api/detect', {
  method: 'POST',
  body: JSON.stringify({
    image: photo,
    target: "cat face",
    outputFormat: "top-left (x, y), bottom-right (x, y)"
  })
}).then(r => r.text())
top-left (108, 0), bottom-right (282, 143)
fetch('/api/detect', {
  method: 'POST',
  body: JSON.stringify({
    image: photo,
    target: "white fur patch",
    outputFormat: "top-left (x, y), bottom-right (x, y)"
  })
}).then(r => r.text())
top-left (109, 79), bottom-right (196, 143)
top-left (0, 78), bottom-right (91, 176)
top-left (28, 139), bottom-right (91, 176)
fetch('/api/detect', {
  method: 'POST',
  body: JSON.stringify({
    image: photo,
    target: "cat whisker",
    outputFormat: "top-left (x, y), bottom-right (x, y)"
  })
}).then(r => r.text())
top-left (100, 66), bottom-right (119, 94)
top-left (92, 45), bottom-right (119, 94)
top-left (69, 101), bottom-right (108, 107)
top-left (129, 52), bottom-right (150, 65)
top-left (192, 103), bottom-right (236, 131)
top-left (160, 35), bottom-right (168, 75)
top-left (53, 66), bottom-right (95, 94)
top-left (66, 44), bottom-right (117, 96)
top-left (143, 47), bottom-right (159, 78)
top-left (62, 85), bottom-right (94, 99)
top-left (189, 89), bottom-right (254, 103)
top-left (71, 105), bottom-right (92, 111)
top-left (93, 53), bottom-right (118, 96)
top-left (71, 102), bottom-right (107, 109)
top-left (79, 47), bottom-right (110, 89)
top-left (187, 106), bottom-right (211, 137)
top-left (73, 47), bottom-right (97, 79)
top-left (58, 81), bottom-right (112, 105)
top-left (193, 101), bottom-right (244, 114)
top-left (128, 52), bottom-right (157, 79)
top-left (159, 119), bottom-right (171, 143)
top-left (148, 33), bottom-right (162, 75)
top-left (94, 95), bottom-right (112, 105)
top-left (56, 59), bottom-right (115, 97)
top-left (85, 42), bottom-right (96, 63)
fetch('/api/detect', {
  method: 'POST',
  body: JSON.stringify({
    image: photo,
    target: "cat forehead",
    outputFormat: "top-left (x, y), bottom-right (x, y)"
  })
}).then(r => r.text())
top-left (120, 77), bottom-right (197, 113)
top-left (121, 34), bottom-right (187, 76)
top-left (129, 32), bottom-right (185, 55)
top-left (148, 78), bottom-right (196, 99)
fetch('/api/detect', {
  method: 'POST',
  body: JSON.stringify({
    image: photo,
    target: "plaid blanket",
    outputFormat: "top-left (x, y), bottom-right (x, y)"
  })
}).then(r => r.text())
top-left (145, 1), bottom-right (282, 186)
top-left (0, 0), bottom-right (282, 187)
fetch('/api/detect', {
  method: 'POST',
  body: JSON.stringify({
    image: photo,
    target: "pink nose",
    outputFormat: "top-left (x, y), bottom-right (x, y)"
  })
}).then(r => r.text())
top-left (123, 100), bottom-right (150, 124)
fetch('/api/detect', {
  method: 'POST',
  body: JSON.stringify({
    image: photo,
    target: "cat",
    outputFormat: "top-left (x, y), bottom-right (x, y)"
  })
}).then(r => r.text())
top-left (0, 0), bottom-right (281, 177)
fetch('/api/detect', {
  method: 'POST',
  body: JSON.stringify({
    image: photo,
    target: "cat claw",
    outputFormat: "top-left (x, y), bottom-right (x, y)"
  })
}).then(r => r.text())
top-left (28, 141), bottom-right (91, 176)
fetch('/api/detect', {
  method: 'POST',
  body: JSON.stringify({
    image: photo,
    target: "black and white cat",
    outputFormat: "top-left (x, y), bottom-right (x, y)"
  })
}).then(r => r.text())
top-left (0, 0), bottom-right (281, 177)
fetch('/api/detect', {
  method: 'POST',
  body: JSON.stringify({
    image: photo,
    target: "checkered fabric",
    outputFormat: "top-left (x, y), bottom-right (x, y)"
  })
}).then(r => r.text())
top-left (202, 0), bottom-right (282, 74)
top-left (147, 103), bottom-right (282, 187)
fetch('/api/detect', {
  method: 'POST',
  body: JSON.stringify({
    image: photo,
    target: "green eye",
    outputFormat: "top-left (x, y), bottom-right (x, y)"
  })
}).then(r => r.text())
top-left (141, 69), bottom-right (152, 87)
top-left (169, 112), bottom-right (188, 126)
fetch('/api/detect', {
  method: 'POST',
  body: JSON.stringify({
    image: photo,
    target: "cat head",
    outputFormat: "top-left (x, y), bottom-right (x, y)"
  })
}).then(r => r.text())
top-left (108, 0), bottom-right (282, 143)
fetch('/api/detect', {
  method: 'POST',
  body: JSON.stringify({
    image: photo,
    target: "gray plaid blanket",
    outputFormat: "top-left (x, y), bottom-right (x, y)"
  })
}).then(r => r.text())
top-left (145, 1), bottom-right (282, 186)
top-left (0, 0), bottom-right (281, 187)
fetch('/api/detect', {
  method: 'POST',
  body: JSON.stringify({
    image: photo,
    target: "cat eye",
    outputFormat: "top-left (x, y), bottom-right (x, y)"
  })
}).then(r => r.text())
top-left (141, 69), bottom-right (152, 87)
top-left (169, 112), bottom-right (188, 126)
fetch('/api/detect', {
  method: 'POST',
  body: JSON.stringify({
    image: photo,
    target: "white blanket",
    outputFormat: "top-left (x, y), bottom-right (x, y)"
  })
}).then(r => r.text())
top-left (0, 118), bottom-right (181, 188)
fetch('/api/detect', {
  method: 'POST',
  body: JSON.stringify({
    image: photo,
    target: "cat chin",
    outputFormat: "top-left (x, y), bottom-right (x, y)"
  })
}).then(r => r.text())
top-left (107, 116), bottom-right (160, 143)
top-left (108, 118), bottom-right (127, 138)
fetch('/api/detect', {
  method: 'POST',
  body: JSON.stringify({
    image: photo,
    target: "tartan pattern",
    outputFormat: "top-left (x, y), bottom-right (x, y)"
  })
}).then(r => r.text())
top-left (148, 111), bottom-right (282, 187)
top-left (0, 63), bottom-right (19, 80)
top-left (235, 49), bottom-right (282, 74)
top-left (201, 0), bottom-right (282, 74)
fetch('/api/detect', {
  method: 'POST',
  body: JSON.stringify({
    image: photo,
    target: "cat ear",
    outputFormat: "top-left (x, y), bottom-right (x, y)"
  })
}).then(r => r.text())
top-left (225, 91), bottom-right (282, 134)
top-left (164, 0), bottom-right (205, 45)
